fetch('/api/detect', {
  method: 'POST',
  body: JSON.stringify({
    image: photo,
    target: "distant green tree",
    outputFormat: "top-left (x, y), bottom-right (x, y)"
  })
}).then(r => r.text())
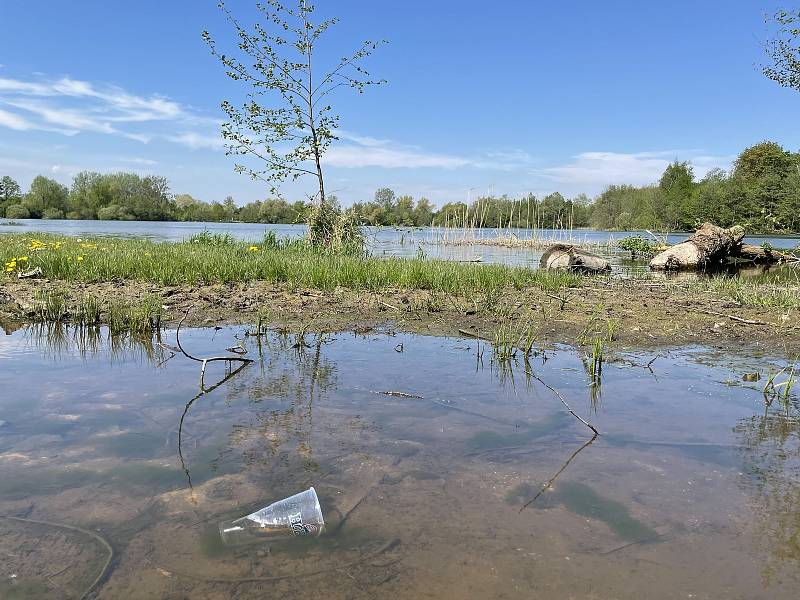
top-left (97, 204), bottom-right (134, 220)
top-left (222, 195), bottom-right (237, 221)
top-left (412, 197), bottom-right (435, 226)
top-left (658, 161), bottom-right (695, 229)
top-left (0, 175), bottom-right (22, 216)
top-left (23, 176), bottom-right (68, 219)
top-left (4, 204), bottom-right (29, 219)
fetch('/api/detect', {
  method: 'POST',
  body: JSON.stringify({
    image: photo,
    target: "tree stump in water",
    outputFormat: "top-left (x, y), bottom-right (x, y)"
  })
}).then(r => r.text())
top-left (649, 223), bottom-right (745, 271)
top-left (540, 244), bottom-right (611, 273)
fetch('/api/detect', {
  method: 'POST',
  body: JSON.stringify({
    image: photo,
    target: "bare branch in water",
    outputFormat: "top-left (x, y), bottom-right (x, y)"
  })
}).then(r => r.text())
top-left (519, 433), bottom-right (597, 512)
top-left (176, 307), bottom-right (254, 388)
top-left (528, 371), bottom-right (599, 435)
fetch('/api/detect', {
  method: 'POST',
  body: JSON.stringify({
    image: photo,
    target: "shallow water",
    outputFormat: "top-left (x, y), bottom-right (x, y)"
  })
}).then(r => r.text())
top-left (3, 219), bottom-right (799, 277)
top-left (1, 324), bottom-right (799, 598)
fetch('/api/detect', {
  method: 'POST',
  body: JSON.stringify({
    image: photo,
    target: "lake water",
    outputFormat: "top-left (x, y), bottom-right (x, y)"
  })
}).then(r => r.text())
top-left (1, 323), bottom-right (798, 598)
top-left (2, 218), bottom-right (799, 275)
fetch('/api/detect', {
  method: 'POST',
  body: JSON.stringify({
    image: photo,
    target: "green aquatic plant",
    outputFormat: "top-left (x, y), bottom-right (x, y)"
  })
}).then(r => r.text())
top-left (763, 362), bottom-right (798, 409)
top-left (577, 304), bottom-right (604, 345)
top-left (106, 296), bottom-right (162, 336)
top-left (588, 337), bottom-right (604, 386)
top-left (32, 290), bottom-right (67, 322)
top-left (520, 323), bottom-right (538, 357)
top-left (74, 293), bottom-right (101, 326)
top-left (618, 236), bottom-right (660, 258)
top-left (492, 321), bottom-right (516, 364)
top-left (606, 318), bottom-right (619, 342)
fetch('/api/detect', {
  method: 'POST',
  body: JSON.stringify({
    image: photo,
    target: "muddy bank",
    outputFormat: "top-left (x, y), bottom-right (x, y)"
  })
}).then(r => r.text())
top-left (1, 278), bottom-right (799, 354)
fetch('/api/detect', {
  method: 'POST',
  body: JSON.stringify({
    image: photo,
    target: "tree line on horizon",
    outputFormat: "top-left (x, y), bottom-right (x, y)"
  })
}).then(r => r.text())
top-left (1, 141), bottom-right (798, 233)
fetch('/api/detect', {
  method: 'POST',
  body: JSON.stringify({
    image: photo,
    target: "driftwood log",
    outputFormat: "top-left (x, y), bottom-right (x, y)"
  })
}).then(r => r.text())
top-left (540, 244), bottom-right (611, 273)
top-left (649, 223), bottom-right (745, 271)
top-left (737, 243), bottom-right (797, 264)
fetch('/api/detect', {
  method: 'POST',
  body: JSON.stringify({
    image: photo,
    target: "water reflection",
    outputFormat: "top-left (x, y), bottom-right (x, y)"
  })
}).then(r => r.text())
top-left (2, 326), bottom-right (800, 598)
top-left (735, 409), bottom-right (800, 583)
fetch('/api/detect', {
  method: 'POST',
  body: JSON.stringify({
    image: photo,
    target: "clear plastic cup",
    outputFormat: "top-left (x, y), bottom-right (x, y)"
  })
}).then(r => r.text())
top-left (219, 486), bottom-right (325, 546)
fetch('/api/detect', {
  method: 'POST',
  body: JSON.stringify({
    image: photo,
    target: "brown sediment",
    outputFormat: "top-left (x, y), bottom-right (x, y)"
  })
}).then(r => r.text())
top-left (1, 276), bottom-right (799, 355)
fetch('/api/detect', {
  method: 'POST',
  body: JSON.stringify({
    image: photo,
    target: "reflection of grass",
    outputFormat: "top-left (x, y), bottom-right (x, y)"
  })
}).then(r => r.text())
top-left (30, 289), bottom-right (162, 333)
top-left (0, 233), bottom-right (579, 292)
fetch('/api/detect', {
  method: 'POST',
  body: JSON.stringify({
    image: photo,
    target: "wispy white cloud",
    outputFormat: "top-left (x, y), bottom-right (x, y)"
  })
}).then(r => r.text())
top-left (0, 75), bottom-right (204, 143)
top-left (0, 108), bottom-right (34, 131)
top-left (165, 131), bottom-right (227, 150)
top-left (535, 151), bottom-right (733, 190)
top-left (326, 133), bottom-right (534, 171)
top-left (119, 157), bottom-right (158, 166)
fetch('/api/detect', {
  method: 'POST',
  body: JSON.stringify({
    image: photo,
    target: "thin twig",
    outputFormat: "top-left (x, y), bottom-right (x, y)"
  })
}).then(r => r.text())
top-left (519, 433), bottom-right (598, 512)
top-left (692, 309), bottom-right (771, 326)
top-left (176, 308), bottom-right (253, 387)
top-left (0, 515), bottom-right (113, 600)
top-left (458, 328), bottom-right (490, 341)
top-left (528, 372), bottom-right (599, 435)
top-left (177, 362), bottom-right (250, 491)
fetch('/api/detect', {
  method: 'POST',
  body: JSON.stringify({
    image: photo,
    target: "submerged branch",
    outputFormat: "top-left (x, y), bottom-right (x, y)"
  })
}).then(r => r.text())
top-left (0, 514), bottom-right (114, 600)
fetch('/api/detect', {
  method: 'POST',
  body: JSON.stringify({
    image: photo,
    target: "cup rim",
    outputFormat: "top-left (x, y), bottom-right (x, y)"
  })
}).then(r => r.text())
top-left (308, 486), bottom-right (324, 531)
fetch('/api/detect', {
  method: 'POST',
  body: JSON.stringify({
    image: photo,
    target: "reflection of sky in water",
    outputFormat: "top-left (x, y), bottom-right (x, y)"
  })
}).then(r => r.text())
top-left (1, 325), bottom-right (799, 598)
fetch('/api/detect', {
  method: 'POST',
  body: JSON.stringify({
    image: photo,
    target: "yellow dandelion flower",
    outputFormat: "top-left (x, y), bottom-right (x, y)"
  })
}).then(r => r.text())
top-left (248, 246), bottom-right (259, 252)
top-left (18, 256), bottom-right (28, 261)
top-left (76, 256), bottom-right (84, 261)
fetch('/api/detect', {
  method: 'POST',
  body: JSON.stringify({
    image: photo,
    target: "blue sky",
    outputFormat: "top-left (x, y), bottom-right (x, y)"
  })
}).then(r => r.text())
top-left (0, 0), bottom-right (797, 206)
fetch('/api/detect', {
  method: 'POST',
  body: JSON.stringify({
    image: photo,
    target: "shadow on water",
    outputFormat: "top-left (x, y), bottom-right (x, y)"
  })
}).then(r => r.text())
top-left (516, 479), bottom-right (660, 543)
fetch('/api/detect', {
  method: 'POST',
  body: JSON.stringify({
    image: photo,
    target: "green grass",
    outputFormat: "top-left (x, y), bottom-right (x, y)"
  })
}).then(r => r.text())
top-left (0, 232), bottom-right (580, 293)
top-left (702, 276), bottom-right (800, 310)
top-left (30, 289), bottom-right (161, 335)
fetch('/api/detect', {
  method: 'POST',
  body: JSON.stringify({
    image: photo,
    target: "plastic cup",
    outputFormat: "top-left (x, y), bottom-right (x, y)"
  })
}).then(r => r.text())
top-left (219, 486), bottom-right (325, 546)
